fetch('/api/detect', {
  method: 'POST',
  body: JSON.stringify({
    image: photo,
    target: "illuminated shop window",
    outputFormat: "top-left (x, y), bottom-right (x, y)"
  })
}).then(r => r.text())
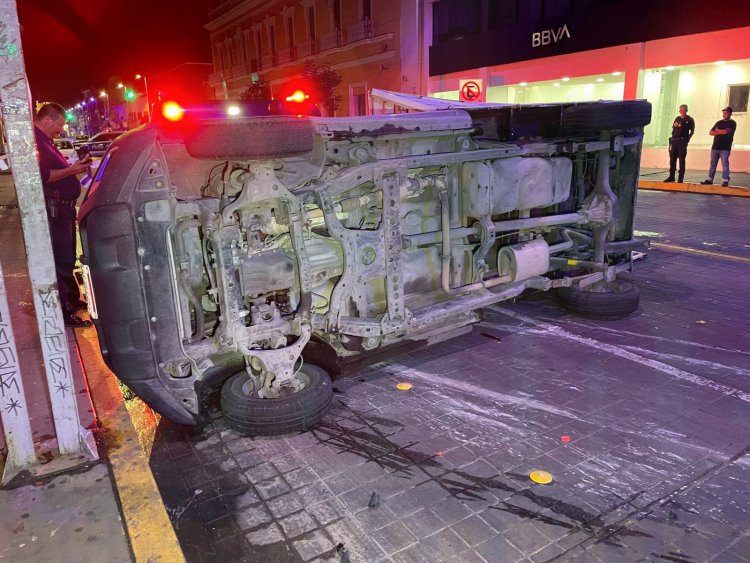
top-left (432, 91), bottom-right (460, 100)
top-left (641, 59), bottom-right (750, 149)
top-left (486, 73), bottom-right (625, 105)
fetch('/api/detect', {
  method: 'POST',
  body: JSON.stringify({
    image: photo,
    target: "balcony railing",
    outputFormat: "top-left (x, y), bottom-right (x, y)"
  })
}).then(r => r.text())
top-left (320, 28), bottom-right (341, 51)
top-left (297, 38), bottom-right (316, 58)
top-left (348, 19), bottom-right (373, 43)
top-left (208, 71), bottom-right (224, 83)
top-left (277, 47), bottom-right (295, 65)
top-left (260, 53), bottom-right (277, 69)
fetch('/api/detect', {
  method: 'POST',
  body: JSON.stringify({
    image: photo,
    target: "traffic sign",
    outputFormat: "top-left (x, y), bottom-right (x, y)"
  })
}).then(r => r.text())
top-left (459, 79), bottom-right (483, 102)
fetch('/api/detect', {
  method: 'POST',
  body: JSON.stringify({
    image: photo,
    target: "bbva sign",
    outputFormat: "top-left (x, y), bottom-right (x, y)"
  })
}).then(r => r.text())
top-left (532, 24), bottom-right (571, 47)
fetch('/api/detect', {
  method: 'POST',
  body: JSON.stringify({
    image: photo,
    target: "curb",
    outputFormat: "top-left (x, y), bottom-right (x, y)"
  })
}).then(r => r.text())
top-left (639, 180), bottom-right (750, 197)
top-left (75, 327), bottom-right (185, 563)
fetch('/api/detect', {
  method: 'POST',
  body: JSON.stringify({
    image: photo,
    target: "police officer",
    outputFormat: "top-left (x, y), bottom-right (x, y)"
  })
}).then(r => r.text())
top-left (664, 104), bottom-right (695, 183)
top-left (34, 103), bottom-right (92, 327)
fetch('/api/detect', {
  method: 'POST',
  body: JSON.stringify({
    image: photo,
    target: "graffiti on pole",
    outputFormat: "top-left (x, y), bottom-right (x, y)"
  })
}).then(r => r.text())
top-left (0, 315), bottom-right (22, 415)
top-left (38, 287), bottom-right (73, 396)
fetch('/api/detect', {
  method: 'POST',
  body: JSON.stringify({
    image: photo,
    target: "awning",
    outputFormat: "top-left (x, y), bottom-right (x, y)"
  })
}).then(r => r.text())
top-left (369, 88), bottom-right (510, 112)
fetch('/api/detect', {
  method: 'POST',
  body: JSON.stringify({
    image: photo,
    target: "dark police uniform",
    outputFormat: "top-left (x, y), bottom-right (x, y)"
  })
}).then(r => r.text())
top-left (34, 126), bottom-right (83, 316)
top-left (667, 114), bottom-right (695, 182)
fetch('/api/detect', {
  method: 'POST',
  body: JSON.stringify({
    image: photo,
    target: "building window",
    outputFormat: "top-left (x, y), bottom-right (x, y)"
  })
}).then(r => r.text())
top-left (287, 16), bottom-right (295, 48)
top-left (432, 0), bottom-right (482, 43)
top-left (233, 30), bottom-right (240, 63)
top-left (308, 6), bottom-right (316, 39)
top-left (351, 84), bottom-right (368, 116)
top-left (488, 0), bottom-right (516, 29)
top-left (728, 84), bottom-right (749, 113)
top-left (269, 24), bottom-right (277, 55)
top-left (214, 43), bottom-right (223, 70)
top-left (544, 0), bottom-right (570, 18)
top-left (255, 30), bottom-right (263, 59)
top-left (333, 0), bottom-right (341, 31)
top-left (355, 94), bottom-right (367, 115)
top-left (640, 60), bottom-right (750, 148)
top-left (223, 39), bottom-right (233, 68)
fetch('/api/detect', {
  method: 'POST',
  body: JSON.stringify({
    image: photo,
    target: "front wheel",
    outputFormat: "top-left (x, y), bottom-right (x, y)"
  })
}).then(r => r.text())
top-left (556, 279), bottom-right (640, 319)
top-left (220, 364), bottom-right (333, 436)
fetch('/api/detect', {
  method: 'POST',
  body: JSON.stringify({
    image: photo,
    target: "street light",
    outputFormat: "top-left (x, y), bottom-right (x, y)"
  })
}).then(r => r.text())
top-left (116, 83), bottom-right (132, 128)
top-left (99, 90), bottom-right (110, 123)
top-left (135, 74), bottom-right (151, 122)
top-left (99, 90), bottom-right (111, 127)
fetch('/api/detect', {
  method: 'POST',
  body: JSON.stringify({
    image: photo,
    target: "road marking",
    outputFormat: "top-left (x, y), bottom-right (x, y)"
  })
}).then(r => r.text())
top-left (617, 344), bottom-right (750, 378)
top-left (651, 242), bottom-right (750, 264)
top-left (556, 318), bottom-right (750, 356)
top-left (372, 361), bottom-right (580, 418)
top-left (485, 307), bottom-right (750, 405)
top-left (76, 328), bottom-right (184, 563)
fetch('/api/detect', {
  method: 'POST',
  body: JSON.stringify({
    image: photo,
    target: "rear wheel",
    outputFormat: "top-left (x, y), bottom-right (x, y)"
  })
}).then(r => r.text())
top-left (220, 363), bottom-right (332, 435)
top-left (556, 279), bottom-right (640, 319)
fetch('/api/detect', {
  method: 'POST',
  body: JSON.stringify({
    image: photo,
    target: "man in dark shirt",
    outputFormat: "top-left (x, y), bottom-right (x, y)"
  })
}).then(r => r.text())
top-left (34, 103), bottom-right (92, 327)
top-left (664, 104), bottom-right (694, 183)
top-left (701, 107), bottom-right (737, 188)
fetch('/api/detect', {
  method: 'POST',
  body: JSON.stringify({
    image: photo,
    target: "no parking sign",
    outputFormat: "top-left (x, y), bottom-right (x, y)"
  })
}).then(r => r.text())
top-left (459, 79), bottom-right (483, 102)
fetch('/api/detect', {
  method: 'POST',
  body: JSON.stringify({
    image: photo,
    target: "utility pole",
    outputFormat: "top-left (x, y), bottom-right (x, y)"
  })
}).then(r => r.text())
top-left (0, 0), bottom-right (98, 482)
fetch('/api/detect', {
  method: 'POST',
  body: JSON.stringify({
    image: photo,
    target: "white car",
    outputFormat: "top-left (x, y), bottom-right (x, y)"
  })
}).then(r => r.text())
top-left (53, 138), bottom-right (76, 162)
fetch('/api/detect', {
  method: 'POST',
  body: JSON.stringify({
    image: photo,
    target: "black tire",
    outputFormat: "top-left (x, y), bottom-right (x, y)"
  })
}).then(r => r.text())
top-left (556, 279), bottom-right (640, 319)
top-left (561, 100), bottom-right (652, 132)
top-left (220, 363), bottom-right (332, 435)
top-left (184, 116), bottom-right (315, 160)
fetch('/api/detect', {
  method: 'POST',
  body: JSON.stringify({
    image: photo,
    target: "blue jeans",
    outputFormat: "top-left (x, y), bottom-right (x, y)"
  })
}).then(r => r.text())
top-left (707, 149), bottom-right (730, 182)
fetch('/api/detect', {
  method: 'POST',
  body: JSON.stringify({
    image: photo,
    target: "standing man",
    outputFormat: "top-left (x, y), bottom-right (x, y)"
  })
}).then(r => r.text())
top-left (34, 103), bottom-right (92, 327)
top-left (664, 104), bottom-right (694, 183)
top-left (701, 107), bottom-right (737, 187)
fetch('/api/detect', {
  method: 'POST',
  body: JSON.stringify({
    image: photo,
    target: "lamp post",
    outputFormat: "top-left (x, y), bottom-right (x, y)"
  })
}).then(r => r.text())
top-left (75, 103), bottom-right (83, 136)
top-left (80, 99), bottom-right (88, 136)
top-left (135, 74), bottom-right (151, 122)
top-left (117, 82), bottom-right (129, 128)
top-left (99, 90), bottom-right (110, 126)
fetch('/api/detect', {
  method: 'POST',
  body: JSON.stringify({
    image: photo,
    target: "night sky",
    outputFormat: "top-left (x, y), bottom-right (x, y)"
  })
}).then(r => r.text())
top-left (17, 0), bottom-right (213, 107)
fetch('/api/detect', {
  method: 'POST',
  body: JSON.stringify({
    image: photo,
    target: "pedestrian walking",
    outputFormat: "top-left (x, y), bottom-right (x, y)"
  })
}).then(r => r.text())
top-left (664, 104), bottom-right (694, 183)
top-left (33, 103), bottom-right (92, 327)
top-left (701, 107), bottom-right (737, 187)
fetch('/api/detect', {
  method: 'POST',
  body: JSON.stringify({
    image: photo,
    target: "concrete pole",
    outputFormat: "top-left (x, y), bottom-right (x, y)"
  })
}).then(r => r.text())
top-left (0, 0), bottom-right (97, 464)
top-left (0, 258), bottom-right (37, 481)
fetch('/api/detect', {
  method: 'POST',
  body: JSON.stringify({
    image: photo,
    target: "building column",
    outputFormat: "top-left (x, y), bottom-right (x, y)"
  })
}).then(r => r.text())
top-left (622, 42), bottom-right (645, 100)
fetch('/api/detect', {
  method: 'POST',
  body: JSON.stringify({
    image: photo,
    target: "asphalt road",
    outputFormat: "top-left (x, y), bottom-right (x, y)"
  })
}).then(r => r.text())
top-left (143, 190), bottom-right (750, 563)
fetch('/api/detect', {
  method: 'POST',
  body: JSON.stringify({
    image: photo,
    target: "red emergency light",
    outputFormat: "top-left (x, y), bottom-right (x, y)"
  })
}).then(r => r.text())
top-left (162, 101), bottom-right (184, 121)
top-left (285, 90), bottom-right (309, 103)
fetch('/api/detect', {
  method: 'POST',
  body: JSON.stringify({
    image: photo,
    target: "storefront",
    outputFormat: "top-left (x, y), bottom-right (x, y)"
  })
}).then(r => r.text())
top-left (428, 0), bottom-right (750, 172)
